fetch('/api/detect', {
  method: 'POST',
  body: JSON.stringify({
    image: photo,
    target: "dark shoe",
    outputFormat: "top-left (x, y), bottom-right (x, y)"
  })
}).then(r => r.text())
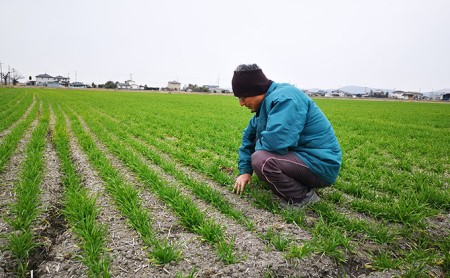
top-left (290, 190), bottom-right (321, 209)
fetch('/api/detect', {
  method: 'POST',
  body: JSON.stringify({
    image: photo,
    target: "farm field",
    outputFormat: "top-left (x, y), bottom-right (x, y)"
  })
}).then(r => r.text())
top-left (0, 87), bottom-right (449, 277)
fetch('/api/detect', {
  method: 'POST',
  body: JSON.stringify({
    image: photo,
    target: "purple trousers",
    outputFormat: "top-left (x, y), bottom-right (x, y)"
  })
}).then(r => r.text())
top-left (251, 150), bottom-right (330, 203)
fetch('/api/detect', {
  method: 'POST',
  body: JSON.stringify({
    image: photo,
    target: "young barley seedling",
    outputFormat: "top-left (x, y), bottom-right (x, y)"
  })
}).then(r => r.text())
top-left (175, 267), bottom-right (199, 278)
top-left (149, 240), bottom-right (181, 265)
top-left (368, 249), bottom-right (402, 271)
top-left (281, 208), bottom-right (306, 227)
top-left (310, 217), bottom-right (352, 263)
top-left (285, 243), bottom-right (314, 259)
top-left (194, 219), bottom-right (224, 243)
top-left (215, 238), bottom-right (237, 264)
top-left (263, 228), bottom-right (292, 251)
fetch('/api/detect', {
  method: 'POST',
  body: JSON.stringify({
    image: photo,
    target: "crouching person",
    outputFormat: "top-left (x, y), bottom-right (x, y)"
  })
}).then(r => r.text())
top-left (232, 64), bottom-right (342, 208)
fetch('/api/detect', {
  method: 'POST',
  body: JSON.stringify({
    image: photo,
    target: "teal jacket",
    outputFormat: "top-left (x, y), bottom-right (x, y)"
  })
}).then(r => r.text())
top-left (238, 82), bottom-right (342, 184)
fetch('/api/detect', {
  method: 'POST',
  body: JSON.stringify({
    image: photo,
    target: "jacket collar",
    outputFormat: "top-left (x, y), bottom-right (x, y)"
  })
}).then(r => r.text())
top-left (265, 81), bottom-right (277, 97)
top-left (255, 81), bottom-right (277, 116)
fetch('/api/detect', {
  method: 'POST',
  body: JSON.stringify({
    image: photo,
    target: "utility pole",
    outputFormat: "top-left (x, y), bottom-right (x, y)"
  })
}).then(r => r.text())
top-left (0, 62), bottom-right (3, 84)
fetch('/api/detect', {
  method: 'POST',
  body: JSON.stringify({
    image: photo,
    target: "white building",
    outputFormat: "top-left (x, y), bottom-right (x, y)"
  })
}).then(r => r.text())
top-left (36, 73), bottom-right (70, 86)
top-left (36, 74), bottom-right (54, 86)
top-left (390, 91), bottom-right (423, 100)
top-left (167, 81), bottom-right (181, 91)
top-left (204, 85), bottom-right (229, 93)
top-left (54, 75), bottom-right (70, 86)
top-left (117, 80), bottom-right (141, 90)
top-left (330, 89), bottom-right (353, 98)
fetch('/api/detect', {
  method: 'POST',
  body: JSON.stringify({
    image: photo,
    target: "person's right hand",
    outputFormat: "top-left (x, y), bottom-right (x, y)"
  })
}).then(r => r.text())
top-left (233, 174), bottom-right (252, 195)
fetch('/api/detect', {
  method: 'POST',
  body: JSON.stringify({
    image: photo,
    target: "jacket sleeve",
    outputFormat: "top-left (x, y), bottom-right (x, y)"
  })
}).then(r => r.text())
top-left (238, 116), bottom-right (257, 175)
top-left (256, 98), bottom-right (306, 154)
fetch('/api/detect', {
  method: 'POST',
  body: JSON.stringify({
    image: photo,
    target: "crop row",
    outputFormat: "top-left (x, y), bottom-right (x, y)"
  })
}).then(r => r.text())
top-left (5, 101), bottom-right (49, 276)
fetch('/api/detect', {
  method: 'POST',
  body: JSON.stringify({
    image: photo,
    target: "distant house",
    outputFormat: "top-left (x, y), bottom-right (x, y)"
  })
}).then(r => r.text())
top-left (204, 85), bottom-right (229, 93)
top-left (36, 74), bottom-right (54, 86)
top-left (305, 90), bottom-right (327, 97)
top-left (127, 80), bottom-right (140, 90)
top-left (54, 75), bottom-right (70, 86)
top-left (405, 92), bottom-right (423, 100)
top-left (117, 82), bottom-right (131, 90)
top-left (36, 73), bottom-right (70, 86)
top-left (442, 93), bottom-right (450, 101)
top-left (390, 91), bottom-right (405, 99)
top-left (390, 91), bottom-right (423, 100)
top-left (117, 80), bottom-right (141, 90)
top-left (330, 89), bottom-right (353, 98)
top-left (167, 81), bottom-right (181, 91)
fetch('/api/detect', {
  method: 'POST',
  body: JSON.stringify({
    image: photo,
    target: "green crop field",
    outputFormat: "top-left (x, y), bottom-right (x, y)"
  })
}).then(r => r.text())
top-left (0, 87), bottom-right (449, 277)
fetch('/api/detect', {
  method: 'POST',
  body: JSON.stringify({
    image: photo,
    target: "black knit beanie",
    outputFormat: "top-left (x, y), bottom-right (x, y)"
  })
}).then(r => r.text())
top-left (232, 64), bottom-right (272, 98)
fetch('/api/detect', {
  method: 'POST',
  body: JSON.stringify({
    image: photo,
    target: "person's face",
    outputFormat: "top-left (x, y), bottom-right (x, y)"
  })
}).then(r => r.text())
top-left (238, 94), bottom-right (265, 112)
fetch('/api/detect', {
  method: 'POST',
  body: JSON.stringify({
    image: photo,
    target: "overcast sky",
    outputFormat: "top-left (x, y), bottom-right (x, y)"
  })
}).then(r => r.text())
top-left (1, 0), bottom-right (449, 92)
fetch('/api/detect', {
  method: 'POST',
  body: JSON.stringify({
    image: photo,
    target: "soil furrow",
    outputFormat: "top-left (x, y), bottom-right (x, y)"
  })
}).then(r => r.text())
top-left (34, 109), bottom-right (87, 278)
top-left (0, 96), bottom-right (36, 143)
top-left (65, 115), bottom-right (161, 277)
top-left (0, 108), bottom-right (40, 276)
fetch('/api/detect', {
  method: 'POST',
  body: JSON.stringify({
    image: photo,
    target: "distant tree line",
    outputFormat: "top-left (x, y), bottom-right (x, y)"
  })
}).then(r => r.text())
top-left (94, 81), bottom-right (159, 90)
top-left (103, 81), bottom-right (117, 89)
top-left (144, 85), bottom-right (159, 90)
top-left (369, 90), bottom-right (389, 98)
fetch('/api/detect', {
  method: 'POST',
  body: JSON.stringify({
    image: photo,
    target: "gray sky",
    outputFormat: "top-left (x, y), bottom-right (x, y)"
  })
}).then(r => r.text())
top-left (2, 0), bottom-right (449, 92)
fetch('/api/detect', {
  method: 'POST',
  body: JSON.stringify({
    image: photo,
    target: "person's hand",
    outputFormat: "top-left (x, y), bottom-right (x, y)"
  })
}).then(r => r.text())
top-left (233, 174), bottom-right (252, 195)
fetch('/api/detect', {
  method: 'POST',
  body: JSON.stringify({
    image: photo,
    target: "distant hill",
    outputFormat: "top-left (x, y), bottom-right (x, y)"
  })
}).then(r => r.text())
top-left (432, 88), bottom-right (450, 93)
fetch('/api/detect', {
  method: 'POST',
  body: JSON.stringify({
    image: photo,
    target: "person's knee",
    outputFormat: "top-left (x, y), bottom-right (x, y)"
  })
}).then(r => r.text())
top-left (251, 150), bottom-right (271, 170)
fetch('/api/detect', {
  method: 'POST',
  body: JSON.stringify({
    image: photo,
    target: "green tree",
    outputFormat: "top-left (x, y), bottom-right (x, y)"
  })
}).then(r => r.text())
top-left (104, 81), bottom-right (117, 89)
